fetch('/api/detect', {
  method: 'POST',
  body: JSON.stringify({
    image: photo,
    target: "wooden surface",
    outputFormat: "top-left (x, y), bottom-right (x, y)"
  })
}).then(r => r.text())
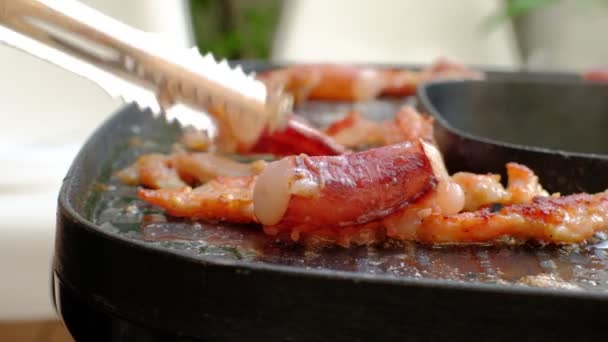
top-left (0, 320), bottom-right (73, 342)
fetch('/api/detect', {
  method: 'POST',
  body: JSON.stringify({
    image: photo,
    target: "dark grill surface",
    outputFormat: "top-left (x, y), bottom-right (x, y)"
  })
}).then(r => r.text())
top-left (88, 98), bottom-right (608, 293)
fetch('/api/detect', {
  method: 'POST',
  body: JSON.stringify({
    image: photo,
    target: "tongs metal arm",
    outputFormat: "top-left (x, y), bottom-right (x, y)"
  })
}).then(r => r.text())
top-left (0, 0), bottom-right (291, 145)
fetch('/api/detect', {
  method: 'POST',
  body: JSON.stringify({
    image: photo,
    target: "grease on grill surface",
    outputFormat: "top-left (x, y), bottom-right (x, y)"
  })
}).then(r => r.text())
top-left (89, 99), bottom-right (608, 292)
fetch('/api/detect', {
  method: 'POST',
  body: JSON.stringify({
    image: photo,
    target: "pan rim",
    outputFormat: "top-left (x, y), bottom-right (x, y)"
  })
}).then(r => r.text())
top-left (417, 78), bottom-right (608, 161)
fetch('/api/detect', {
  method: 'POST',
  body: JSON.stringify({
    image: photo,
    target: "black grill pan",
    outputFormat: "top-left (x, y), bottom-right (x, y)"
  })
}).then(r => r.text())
top-left (54, 64), bottom-right (608, 341)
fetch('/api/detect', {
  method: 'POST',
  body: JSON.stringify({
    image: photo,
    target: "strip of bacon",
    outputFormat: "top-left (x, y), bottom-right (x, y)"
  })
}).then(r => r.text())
top-left (324, 106), bottom-right (435, 148)
top-left (258, 58), bottom-right (484, 103)
top-left (582, 69), bottom-right (608, 82)
top-left (247, 116), bottom-right (347, 156)
top-left (138, 176), bottom-right (257, 223)
top-left (115, 154), bottom-right (186, 189)
top-left (173, 153), bottom-right (266, 185)
top-left (452, 162), bottom-right (550, 211)
top-left (415, 191), bottom-right (608, 244)
top-left (116, 152), bottom-right (264, 188)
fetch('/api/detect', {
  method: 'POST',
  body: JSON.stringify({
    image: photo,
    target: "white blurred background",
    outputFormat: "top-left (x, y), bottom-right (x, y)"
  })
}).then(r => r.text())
top-left (1, 0), bottom-right (607, 336)
top-left (0, 0), bottom-right (194, 323)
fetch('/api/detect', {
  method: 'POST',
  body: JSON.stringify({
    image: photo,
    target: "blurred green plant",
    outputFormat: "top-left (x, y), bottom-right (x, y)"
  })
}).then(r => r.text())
top-left (189, 0), bottom-right (281, 59)
top-left (484, 0), bottom-right (559, 29)
top-left (501, 0), bottom-right (560, 19)
top-left (488, 0), bottom-right (608, 26)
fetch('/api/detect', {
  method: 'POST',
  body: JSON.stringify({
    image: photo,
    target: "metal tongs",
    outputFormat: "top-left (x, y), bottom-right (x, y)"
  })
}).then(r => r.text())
top-left (0, 0), bottom-right (292, 147)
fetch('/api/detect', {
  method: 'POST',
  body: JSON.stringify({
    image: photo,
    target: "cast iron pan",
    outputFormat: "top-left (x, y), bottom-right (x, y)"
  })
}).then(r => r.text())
top-left (54, 63), bottom-right (608, 342)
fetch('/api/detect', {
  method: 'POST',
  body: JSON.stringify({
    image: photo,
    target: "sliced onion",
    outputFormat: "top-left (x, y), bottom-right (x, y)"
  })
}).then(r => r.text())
top-left (422, 141), bottom-right (465, 215)
top-left (253, 158), bottom-right (293, 225)
top-left (421, 141), bottom-right (449, 180)
top-left (436, 180), bottom-right (465, 215)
